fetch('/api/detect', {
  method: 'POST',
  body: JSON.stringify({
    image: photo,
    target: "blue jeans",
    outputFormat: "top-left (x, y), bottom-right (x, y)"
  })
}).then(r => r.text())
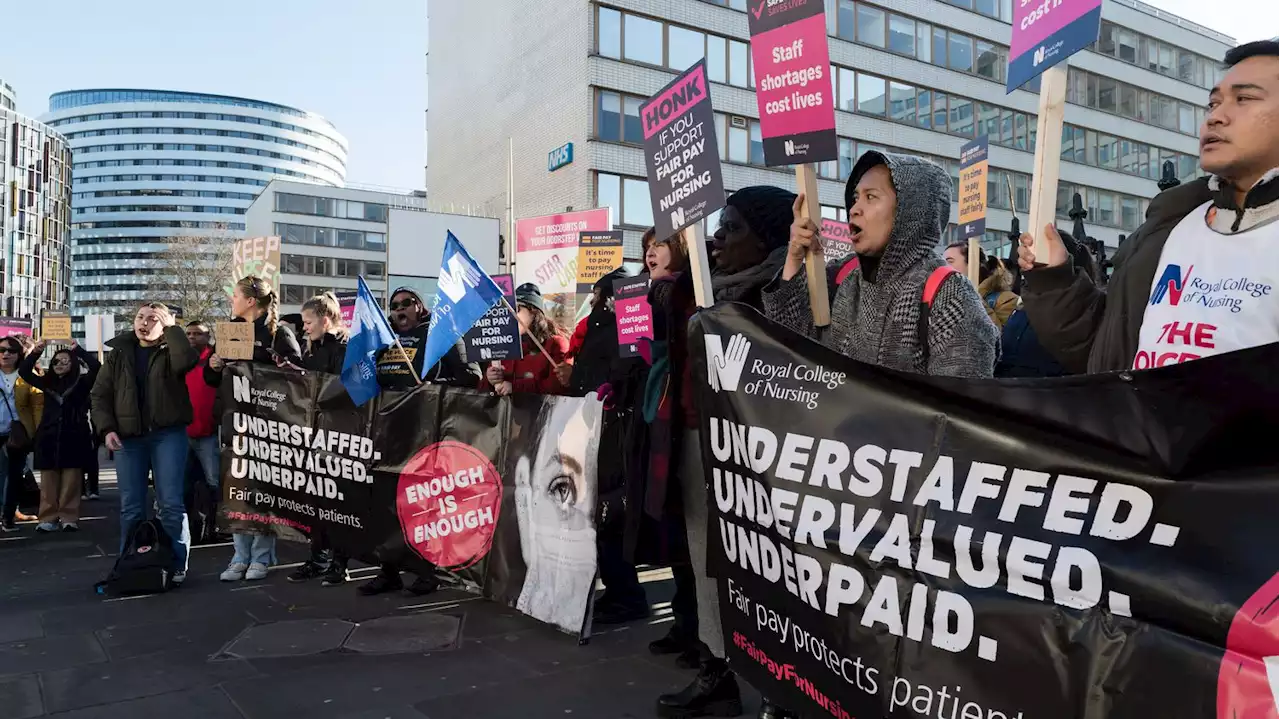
top-left (232, 532), bottom-right (276, 566)
top-left (189, 435), bottom-right (220, 490)
top-left (117, 425), bottom-right (191, 572)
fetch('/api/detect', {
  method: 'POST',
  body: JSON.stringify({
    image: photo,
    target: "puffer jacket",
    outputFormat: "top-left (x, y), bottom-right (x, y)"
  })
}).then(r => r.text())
top-left (763, 151), bottom-right (999, 378)
top-left (90, 325), bottom-right (198, 439)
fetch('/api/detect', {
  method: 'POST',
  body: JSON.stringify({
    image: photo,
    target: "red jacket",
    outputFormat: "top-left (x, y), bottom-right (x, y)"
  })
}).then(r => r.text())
top-left (479, 334), bottom-right (571, 395)
top-left (186, 346), bottom-right (218, 438)
top-left (567, 317), bottom-right (590, 360)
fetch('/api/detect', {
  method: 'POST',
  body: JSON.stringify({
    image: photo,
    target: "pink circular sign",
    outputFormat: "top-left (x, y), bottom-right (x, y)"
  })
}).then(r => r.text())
top-left (396, 440), bottom-right (503, 569)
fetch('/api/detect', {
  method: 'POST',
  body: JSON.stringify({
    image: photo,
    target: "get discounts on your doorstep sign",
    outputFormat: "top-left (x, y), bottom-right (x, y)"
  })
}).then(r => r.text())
top-left (641, 60), bottom-right (726, 241)
top-left (746, 0), bottom-right (838, 165)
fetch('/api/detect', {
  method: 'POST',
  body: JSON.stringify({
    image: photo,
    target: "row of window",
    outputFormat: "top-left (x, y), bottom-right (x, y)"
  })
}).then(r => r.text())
top-left (828, 0), bottom-right (1011, 85)
top-left (281, 254), bottom-right (385, 279)
top-left (64, 127), bottom-right (343, 163)
top-left (49, 90), bottom-right (319, 122)
top-left (597, 4), bottom-right (1204, 138)
top-left (274, 222), bottom-right (387, 251)
top-left (47, 110), bottom-right (343, 149)
top-left (73, 205), bottom-right (246, 215)
top-left (73, 174), bottom-right (271, 187)
top-left (70, 220), bottom-right (245, 230)
top-left (1095, 20), bottom-right (1222, 90)
top-left (76, 143), bottom-right (332, 170)
top-left (280, 284), bottom-right (382, 306)
top-left (72, 189), bottom-right (258, 201)
top-left (71, 158), bottom-right (329, 184)
top-left (274, 193), bottom-right (389, 222)
top-left (701, 0), bottom-right (1012, 22)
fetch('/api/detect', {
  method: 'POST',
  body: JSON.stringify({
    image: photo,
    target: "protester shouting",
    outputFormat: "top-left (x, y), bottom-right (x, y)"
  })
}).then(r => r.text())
top-left (208, 276), bottom-right (302, 582)
top-left (19, 341), bottom-right (100, 532)
top-left (0, 335), bottom-right (41, 531)
top-left (290, 292), bottom-right (351, 587)
top-left (90, 303), bottom-right (197, 583)
top-left (481, 283), bottom-right (570, 396)
top-left (1018, 40), bottom-right (1278, 372)
top-left (378, 286), bottom-right (480, 389)
top-left (184, 321), bottom-right (220, 494)
top-left (943, 243), bottom-right (1018, 328)
top-left (765, 152), bottom-right (999, 378)
top-left (650, 186), bottom-right (798, 719)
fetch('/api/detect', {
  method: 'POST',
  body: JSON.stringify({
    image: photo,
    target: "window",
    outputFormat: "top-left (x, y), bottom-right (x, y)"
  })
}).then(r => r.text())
top-left (597, 91), bottom-right (621, 142)
top-left (714, 114), bottom-right (727, 159)
top-left (889, 82), bottom-right (916, 124)
top-left (1097, 77), bottom-right (1117, 113)
top-left (597, 173), bottom-right (620, 226)
top-left (1121, 197), bottom-right (1141, 230)
top-left (1178, 103), bottom-right (1195, 134)
top-left (858, 74), bottom-right (887, 116)
top-left (975, 0), bottom-right (998, 18)
top-left (933, 93), bottom-right (949, 131)
top-left (707, 35), bottom-right (726, 83)
top-left (1097, 134), bottom-right (1118, 169)
top-left (669, 26), bottom-right (705, 70)
top-left (1119, 85), bottom-right (1137, 119)
top-left (856, 4), bottom-right (885, 47)
top-left (729, 40), bottom-right (749, 87)
top-left (917, 90), bottom-right (932, 129)
top-left (949, 32), bottom-right (973, 73)
top-left (916, 22), bottom-right (931, 63)
top-left (839, 138), bottom-right (855, 179)
top-left (888, 14), bottom-right (915, 56)
top-left (283, 254), bottom-right (304, 274)
top-left (622, 177), bottom-right (653, 227)
top-left (978, 103), bottom-right (999, 139)
top-left (1179, 154), bottom-right (1198, 183)
top-left (932, 28), bottom-right (947, 68)
top-left (365, 261), bottom-right (385, 279)
top-left (728, 122), bottom-right (748, 163)
top-left (837, 0), bottom-right (855, 42)
top-left (623, 14), bottom-right (662, 65)
top-left (623, 96), bottom-right (643, 143)
top-left (1014, 113), bottom-right (1028, 150)
top-left (749, 121), bottom-right (765, 165)
top-left (949, 97), bottom-right (973, 137)
top-left (838, 67), bottom-right (856, 111)
top-left (1117, 29), bottom-right (1138, 63)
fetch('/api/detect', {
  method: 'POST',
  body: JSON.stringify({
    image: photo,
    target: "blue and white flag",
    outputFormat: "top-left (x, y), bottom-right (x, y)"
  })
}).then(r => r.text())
top-left (422, 231), bottom-right (505, 379)
top-left (341, 276), bottom-right (397, 406)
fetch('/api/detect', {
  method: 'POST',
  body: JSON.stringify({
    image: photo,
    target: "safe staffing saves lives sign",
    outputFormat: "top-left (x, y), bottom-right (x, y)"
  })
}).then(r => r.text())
top-left (747, 0), bottom-right (838, 165)
top-left (1006, 0), bottom-right (1101, 91)
top-left (641, 60), bottom-right (726, 241)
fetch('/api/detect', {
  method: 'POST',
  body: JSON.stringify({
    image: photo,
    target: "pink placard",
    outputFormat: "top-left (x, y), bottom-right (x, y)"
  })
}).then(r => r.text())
top-left (515, 208), bottom-right (612, 254)
top-left (750, 14), bottom-right (835, 139)
top-left (1011, 0), bottom-right (1101, 58)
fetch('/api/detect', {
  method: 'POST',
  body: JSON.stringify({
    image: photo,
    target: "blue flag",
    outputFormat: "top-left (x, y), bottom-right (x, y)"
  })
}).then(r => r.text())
top-left (421, 231), bottom-right (505, 379)
top-left (341, 276), bottom-right (397, 406)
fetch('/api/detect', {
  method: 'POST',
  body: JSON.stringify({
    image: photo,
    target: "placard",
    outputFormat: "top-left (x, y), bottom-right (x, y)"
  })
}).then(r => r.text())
top-left (84, 314), bottom-right (116, 352)
top-left (747, 0), bottom-right (838, 165)
top-left (335, 290), bottom-right (357, 326)
top-left (0, 317), bottom-right (32, 339)
top-left (613, 275), bottom-right (653, 359)
top-left (463, 274), bottom-right (522, 362)
top-left (576, 231), bottom-right (624, 294)
top-left (1007, 0), bottom-right (1101, 91)
top-left (216, 321), bottom-right (256, 361)
top-left (40, 310), bottom-right (72, 341)
top-left (958, 135), bottom-right (990, 240)
top-left (514, 208), bottom-right (612, 328)
top-left (641, 60), bottom-right (726, 242)
top-left (228, 236), bottom-right (282, 298)
top-left (819, 218), bottom-right (855, 263)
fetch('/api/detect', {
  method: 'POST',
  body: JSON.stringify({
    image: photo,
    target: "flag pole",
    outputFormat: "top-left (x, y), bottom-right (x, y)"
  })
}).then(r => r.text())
top-left (500, 297), bottom-right (558, 366)
top-left (393, 336), bottom-right (423, 386)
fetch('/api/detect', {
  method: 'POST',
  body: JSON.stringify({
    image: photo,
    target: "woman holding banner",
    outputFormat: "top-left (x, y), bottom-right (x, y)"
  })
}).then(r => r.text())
top-left (208, 276), bottom-right (301, 583)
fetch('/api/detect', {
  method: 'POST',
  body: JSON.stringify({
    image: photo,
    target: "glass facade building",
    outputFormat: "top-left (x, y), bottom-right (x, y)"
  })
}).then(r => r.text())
top-left (41, 89), bottom-right (347, 333)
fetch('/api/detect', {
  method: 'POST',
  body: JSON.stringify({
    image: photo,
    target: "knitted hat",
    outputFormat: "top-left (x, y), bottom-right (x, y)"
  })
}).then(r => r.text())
top-left (514, 282), bottom-right (543, 311)
top-left (593, 267), bottom-right (629, 299)
top-left (390, 286), bottom-right (425, 306)
top-left (725, 185), bottom-right (798, 252)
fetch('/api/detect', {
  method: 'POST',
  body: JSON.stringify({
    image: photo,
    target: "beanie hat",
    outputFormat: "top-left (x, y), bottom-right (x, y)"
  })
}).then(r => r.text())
top-left (390, 286), bottom-right (425, 306)
top-left (725, 185), bottom-right (798, 253)
top-left (593, 267), bottom-right (629, 298)
top-left (514, 282), bottom-right (543, 311)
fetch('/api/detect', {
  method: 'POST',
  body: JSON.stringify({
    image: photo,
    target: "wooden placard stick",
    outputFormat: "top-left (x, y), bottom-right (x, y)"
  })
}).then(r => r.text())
top-left (1028, 65), bottom-right (1068, 264)
top-left (967, 238), bottom-right (981, 287)
top-left (795, 164), bottom-right (831, 327)
top-left (681, 222), bottom-right (716, 310)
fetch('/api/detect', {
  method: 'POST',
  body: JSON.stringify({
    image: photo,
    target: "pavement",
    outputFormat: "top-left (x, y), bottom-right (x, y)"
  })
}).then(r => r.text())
top-left (0, 467), bottom-right (764, 718)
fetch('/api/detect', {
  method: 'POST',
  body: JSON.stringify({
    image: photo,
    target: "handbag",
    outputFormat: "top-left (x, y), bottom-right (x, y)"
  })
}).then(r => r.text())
top-left (0, 382), bottom-right (29, 452)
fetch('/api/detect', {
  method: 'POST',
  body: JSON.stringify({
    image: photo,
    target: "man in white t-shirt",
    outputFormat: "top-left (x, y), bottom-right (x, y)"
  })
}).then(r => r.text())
top-left (1016, 39), bottom-right (1278, 373)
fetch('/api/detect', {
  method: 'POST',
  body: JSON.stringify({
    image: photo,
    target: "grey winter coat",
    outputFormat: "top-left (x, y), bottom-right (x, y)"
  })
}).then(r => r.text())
top-left (762, 151), bottom-right (999, 378)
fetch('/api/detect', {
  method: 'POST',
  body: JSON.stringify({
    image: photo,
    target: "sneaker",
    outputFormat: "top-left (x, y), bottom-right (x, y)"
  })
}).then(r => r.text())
top-left (171, 571), bottom-right (187, 586)
top-left (358, 571), bottom-right (404, 596)
top-left (220, 562), bottom-right (248, 582)
top-left (245, 563), bottom-right (269, 581)
top-left (287, 561), bottom-right (326, 583)
top-left (61, 522), bottom-right (79, 532)
top-left (15, 511), bottom-right (36, 522)
top-left (88, 493), bottom-right (99, 501)
top-left (35, 522), bottom-right (59, 533)
top-left (81, 492), bottom-right (90, 500)
top-left (0, 523), bottom-right (17, 533)
top-left (320, 564), bottom-right (348, 587)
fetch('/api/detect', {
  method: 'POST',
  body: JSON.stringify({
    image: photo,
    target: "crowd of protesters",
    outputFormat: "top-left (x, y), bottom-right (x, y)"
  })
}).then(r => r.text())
top-left (0, 38), bottom-right (1270, 719)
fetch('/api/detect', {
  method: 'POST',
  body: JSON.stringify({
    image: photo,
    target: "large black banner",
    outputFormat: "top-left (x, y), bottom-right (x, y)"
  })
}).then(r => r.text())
top-left (689, 303), bottom-right (1278, 719)
top-left (219, 365), bottom-right (603, 637)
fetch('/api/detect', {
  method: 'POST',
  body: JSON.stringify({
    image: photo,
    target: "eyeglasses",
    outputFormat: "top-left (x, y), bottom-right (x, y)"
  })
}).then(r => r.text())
top-left (388, 300), bottom-right (418, 311)
top-left (0, 348), bottom-right (17, 355)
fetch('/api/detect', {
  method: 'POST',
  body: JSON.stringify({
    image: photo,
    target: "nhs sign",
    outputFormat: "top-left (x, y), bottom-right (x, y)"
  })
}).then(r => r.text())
top-left (547, 142), bottom-right (573, 172)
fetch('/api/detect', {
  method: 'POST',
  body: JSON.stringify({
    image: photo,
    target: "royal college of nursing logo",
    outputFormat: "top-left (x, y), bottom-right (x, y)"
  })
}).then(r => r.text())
top-left (705, 333), bottom-right (751, 393)
top-left (1150, 264), bottom-right (1194, 306)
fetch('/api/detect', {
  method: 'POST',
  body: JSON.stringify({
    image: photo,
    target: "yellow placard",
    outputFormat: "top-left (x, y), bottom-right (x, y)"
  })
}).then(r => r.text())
top-left (40, 310), bottom-right (72, 341)
top-left (576, 230), bottom-right (624, 294)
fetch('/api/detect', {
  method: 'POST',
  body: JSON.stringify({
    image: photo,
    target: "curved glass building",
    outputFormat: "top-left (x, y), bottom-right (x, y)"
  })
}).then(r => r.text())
top-left (41, 89), bottom-right (347, 331)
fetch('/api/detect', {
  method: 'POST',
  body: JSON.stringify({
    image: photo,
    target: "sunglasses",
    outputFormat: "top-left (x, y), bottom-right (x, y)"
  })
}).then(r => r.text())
top-left (0, 348), bottom-right (17, 355)
top-left (388, 299), bottom-right (419, 311)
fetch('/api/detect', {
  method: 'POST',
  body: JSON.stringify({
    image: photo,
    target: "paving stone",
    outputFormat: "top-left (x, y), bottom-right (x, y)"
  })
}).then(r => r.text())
top-left (0, 632), bottom-right (107, 677)
top-left (222, 618), bottom-right (356, 659)
top-left (0, 674), bottom-right (42, 719)
top-left (96, 615), bottom-right (252, 660)
top-left (39, 649), bottom-right (258, 714)
top-left (38, 686), bottom-right (246, 719)
top-left (0, 610), bottom-right (43, 643)
top-left (344, 614), bottom-right (462, 654)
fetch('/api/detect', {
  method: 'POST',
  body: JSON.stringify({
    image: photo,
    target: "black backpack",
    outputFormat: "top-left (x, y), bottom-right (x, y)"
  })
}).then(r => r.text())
top-left (95, 519), bottom-right (177, 596)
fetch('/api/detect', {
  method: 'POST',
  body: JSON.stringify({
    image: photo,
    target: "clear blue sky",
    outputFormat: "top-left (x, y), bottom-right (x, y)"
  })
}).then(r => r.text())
top-left (1, 0), bottom-right (425, 189)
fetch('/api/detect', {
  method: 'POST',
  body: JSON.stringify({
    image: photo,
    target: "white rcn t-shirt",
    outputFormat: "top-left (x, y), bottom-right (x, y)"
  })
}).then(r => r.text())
top-left (1133, 200), bottom-right (1278, 369)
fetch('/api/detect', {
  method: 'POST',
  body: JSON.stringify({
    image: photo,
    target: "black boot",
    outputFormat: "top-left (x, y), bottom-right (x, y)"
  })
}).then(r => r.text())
top-left (656, 657), bottom-right (743, 718)
top-left (405, 573), bottom-right (440, 596)
top-left (358, 568), bottom-right (404, 596)
top-left (758, 699), bottom-right (798, 719)
top-left (649, 628), bottom-right (691, 655)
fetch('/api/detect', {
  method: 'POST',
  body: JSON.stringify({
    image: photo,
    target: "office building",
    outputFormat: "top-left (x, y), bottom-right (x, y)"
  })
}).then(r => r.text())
top-left (41, 89), bottom-right (348, 332)
top-left (427, 0), bottom-right (1234, 260)
top-left (245, 179), bottom-right (501, 314)
top-left (0, 86), bottom-right (73, 319)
